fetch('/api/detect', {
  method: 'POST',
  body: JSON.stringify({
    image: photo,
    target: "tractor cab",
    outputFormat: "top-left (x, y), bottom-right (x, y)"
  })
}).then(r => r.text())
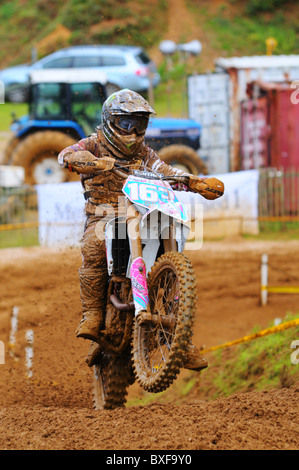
top-left (28, 69), bottom-right (107, 138)
top-left (5, 69), bottom-right (107, 184)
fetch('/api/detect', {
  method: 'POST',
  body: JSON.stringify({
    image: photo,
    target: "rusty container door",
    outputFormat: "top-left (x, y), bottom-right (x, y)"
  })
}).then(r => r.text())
top-left (268, 87), bottom-right (299, 170)
top-left (240, 96), bottom-right (270, 170)
top-left (268, 86), bottom-right (299, 215)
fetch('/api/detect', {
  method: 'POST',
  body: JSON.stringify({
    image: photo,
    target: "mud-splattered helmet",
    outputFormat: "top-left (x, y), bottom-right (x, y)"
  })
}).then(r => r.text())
top-left (101, 88), bottom-right (155, 157)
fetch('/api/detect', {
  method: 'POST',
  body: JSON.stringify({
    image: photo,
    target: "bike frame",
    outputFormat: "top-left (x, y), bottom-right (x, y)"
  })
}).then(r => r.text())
top-left (105, 174), bottom-right (190, 319)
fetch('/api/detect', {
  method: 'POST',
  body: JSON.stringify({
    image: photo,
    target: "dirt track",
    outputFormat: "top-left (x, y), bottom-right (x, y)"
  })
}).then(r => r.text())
top-left (0, 238), bottom-right (298, 450)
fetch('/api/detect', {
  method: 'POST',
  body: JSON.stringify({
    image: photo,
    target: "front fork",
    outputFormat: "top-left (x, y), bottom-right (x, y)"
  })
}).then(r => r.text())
top-left (126, 199), bottom-right (177, 325)
top-left (126, 199), bottom-right (150, 321)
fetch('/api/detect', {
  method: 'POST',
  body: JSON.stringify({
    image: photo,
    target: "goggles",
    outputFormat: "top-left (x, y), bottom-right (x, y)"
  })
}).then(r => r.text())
top-left (112, 114), bottom-right (149, 135)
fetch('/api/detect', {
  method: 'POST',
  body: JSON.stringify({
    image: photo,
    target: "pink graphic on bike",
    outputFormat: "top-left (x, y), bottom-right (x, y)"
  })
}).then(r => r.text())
top-left (130, 257), bottom-right (149, 314)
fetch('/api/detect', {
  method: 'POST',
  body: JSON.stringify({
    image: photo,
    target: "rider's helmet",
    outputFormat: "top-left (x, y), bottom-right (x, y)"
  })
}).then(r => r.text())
top-left (101, 88), bottom-right (155, 157)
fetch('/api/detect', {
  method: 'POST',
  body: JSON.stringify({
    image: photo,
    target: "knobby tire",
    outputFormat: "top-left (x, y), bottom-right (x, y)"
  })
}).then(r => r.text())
top-left (92, 352), bottom-right (133, 410)
top-left (132, 251), bottom-right (197, 393)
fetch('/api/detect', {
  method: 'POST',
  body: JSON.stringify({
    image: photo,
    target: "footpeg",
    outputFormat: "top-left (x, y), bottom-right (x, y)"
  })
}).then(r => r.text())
top-left (136, 310), bottom-right (152, 326)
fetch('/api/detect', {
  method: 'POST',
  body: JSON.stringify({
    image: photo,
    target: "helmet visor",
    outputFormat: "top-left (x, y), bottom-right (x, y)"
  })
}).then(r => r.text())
top-left (112, 114), bottom-right (149, 135)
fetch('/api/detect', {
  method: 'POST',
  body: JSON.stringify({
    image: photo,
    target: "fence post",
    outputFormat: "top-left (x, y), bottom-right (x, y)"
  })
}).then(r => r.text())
top-left (9, 306), bottom-right (19, 357)
top-left (25, 330), bottom-right (34, 379)
top-left (0, 340), bottom-right (4, 364)
top-left (261, 253), bottom-right (268, 306)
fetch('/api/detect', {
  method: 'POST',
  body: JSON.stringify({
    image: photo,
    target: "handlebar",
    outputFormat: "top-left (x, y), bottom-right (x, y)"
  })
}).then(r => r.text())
top-left (114, 164), bottom-right (190, 187)
top-left (65, 154), bottom-right (224, 200)
top-left (69, 156), bottom-right (190, 186)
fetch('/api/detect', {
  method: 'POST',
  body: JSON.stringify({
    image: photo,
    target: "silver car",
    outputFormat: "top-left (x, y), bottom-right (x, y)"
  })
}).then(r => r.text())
top-left (0, 45), bottom-right (160, 102)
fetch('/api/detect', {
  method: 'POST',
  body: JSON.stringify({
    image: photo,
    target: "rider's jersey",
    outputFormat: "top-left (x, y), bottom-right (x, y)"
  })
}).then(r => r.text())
top-left (58, 127), bottom-right (187, 216)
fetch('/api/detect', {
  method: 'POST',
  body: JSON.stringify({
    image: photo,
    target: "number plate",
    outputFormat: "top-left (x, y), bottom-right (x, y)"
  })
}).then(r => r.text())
top-left (123, 176), bottom-right (188, 221)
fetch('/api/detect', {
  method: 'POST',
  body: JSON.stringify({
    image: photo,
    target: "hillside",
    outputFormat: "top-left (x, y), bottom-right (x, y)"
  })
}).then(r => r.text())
top-left (0, 0), bottom-right (298, 73)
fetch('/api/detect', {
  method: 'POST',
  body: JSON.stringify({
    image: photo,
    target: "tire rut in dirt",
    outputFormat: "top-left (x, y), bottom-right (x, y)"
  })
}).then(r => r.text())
top-left (132, 252), bottom-right (197, 393)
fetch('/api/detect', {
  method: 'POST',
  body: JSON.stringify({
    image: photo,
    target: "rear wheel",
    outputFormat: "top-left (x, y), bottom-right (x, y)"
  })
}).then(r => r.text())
top-left (132, 252), bottom-right (197, 393)
top-left (93, 353), bottom-right (133, 410)
top-left (11, 131), bottom-right (78, 184)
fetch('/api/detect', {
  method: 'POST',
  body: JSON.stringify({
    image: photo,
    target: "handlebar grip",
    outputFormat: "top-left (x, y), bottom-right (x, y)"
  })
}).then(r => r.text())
top-left (64, 152), bottom-right (115, 174)
top-left (189, 177), bottom-right (224, 200)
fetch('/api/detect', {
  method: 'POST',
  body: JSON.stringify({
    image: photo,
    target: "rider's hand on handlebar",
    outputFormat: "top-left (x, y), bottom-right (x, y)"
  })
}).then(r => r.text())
top-left (188, 176), bottom-right (224, 200)
top-left (64, 151), bottom-right (115, 174)
top-left (96, 156), bottom-right (116, 171)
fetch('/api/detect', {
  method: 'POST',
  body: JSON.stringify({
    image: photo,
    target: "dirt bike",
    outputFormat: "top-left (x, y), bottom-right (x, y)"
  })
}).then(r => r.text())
top-left (82, 164), bottom-right (199, 410)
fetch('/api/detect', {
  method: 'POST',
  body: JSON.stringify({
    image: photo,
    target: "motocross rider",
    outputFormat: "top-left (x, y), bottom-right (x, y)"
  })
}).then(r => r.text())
top-left (58, 89), bottom-right (224, 372)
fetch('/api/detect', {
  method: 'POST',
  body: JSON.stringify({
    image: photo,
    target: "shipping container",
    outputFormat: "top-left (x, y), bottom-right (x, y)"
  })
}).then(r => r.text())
top-left (245, 81), bottom-right (299, 216)
top-left (188, 73), bottom-right (230, 174)
top-left (188, 55), bottom-right (299, 173)
top-left (240, 95), bottom-right (269, 170)
top-left (243, 81), bottom-right (299, 171)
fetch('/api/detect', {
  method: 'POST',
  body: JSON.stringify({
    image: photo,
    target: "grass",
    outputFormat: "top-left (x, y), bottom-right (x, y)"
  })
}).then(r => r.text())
top-left (243, 222), bottom-right (299, 241)
top-left (126, 313), bottom-right (299, 406)
top-left (187, 0), bottom-right (299, 57)
top-left (0, 103), bottom-right (28, 133)
top-left (0, 227), bottom-right (39, 249)
top-left (152, 77), bottom-right (189, 118)
top-left (200, 313), bottom-right (299, 399)
top-left (204, 13), bottom-right (298, 56)
top-left (0, 0), bottom-right (168, 68)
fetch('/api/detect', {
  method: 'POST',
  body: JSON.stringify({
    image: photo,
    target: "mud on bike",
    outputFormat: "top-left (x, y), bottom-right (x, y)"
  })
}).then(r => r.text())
top-left (78, 162), bottom-right (200, 409)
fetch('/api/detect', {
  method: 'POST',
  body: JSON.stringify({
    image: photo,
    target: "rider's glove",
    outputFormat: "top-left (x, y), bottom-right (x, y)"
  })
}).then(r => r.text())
top-left (64, 151), bottom-right (115, 174)
top-left (188, 176), bottom-right (224, 200)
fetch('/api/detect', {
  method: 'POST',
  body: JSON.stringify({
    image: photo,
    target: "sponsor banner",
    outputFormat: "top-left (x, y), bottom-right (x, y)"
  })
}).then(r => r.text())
top-left (35, 181), bottom-right (85, 246)
top-left (176, 169), bottom-right (259, 236)
top-left (35, 170), bottom-right (259, 246)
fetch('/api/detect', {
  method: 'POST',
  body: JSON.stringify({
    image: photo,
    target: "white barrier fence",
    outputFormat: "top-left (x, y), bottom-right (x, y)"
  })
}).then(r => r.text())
top-left (35, 170), bottom-right (259, 246)
top-left (35, 181), bottom-right (85, 246)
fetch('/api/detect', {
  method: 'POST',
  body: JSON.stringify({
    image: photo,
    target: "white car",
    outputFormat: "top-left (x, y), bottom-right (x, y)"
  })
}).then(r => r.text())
top-left (0, 45), bottom-right (161, 103)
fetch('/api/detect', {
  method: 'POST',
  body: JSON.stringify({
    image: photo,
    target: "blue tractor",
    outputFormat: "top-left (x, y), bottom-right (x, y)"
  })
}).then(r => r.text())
top-left (3, 69), bottom-right (206, 184)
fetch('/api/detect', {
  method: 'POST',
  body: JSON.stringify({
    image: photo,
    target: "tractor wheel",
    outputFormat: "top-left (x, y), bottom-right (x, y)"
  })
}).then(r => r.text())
top-left (1, 136), bottom-right (21, 165)
top-left (11, 131), bottom-right (78, 185)
top-left (157, 144), bottom-right (208, 176)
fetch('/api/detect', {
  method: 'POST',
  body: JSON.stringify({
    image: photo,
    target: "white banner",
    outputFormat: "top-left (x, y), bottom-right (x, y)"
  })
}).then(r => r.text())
top-left (35, 170), bottom-right (259, 246)
top-left (176, 170), bottom-right (260, 236)
top-left (35, 181), bottom-right (85, 246)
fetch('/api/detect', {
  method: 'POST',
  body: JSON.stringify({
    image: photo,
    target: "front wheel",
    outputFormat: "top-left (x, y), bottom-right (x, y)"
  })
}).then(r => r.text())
top-left (132, 252), bottom-right (197, 393)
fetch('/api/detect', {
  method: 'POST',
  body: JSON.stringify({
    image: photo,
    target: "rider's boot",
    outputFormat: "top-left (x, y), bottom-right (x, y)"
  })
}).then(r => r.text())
top-left (182, 342), bottom-right (208, 372)
top-left (76, 267), bottom-right (108, 342)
